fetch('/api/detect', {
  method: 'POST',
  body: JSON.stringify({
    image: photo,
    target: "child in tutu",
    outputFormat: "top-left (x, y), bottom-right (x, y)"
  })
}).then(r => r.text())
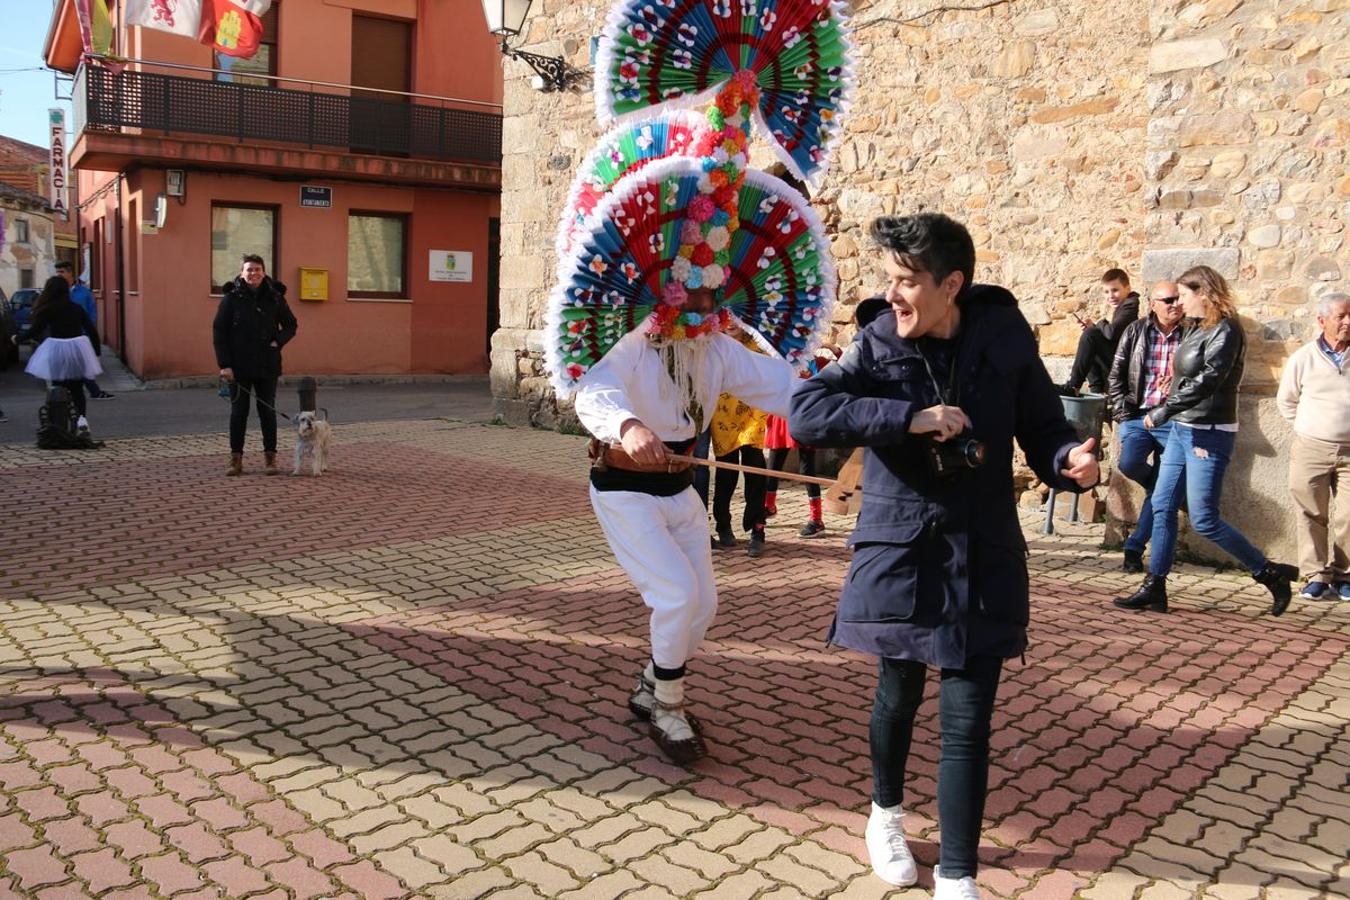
top-left (25, 275), bottom-right (102, 434)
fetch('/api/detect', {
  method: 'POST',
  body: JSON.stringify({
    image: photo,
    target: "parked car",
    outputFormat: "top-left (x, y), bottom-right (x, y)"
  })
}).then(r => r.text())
top-left (9, 288), bottom-right (40, 344)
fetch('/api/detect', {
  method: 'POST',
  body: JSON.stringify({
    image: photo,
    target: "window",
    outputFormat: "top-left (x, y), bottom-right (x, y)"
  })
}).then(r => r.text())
top-left (348, 213), bottom-right (407, 298)
top-left (214, 4), bottom-right (279, 86)
top-left (15, 218), bottom-right (29, 243)
top-left (19, 269), bottom-right (34, 289)
top-left (211, 204), bottom-right (277, 291)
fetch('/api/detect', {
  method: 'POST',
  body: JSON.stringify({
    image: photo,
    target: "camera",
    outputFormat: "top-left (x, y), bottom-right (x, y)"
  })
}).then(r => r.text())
top-left (925, 430), bottom-right (986, 478)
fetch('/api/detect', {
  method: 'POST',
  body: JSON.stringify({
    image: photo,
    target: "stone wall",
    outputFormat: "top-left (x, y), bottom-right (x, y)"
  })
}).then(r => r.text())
top-left (491, 0), bottom-right (1347, 562)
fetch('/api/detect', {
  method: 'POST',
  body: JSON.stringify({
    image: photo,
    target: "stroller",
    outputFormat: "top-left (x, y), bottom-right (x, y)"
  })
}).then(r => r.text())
top-left (37, 386), bottom-right (104, 449)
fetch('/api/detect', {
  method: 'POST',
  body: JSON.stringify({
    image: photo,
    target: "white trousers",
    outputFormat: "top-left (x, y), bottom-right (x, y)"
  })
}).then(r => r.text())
top-left (590, 485), bottom-right (718, 671)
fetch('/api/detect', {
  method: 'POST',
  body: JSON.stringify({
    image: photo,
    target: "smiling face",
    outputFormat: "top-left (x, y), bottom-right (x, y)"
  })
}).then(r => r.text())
top-left (882, 252), bottom-right (963, 340)
top-left (1102, 278), bottom-right (1130, 308)
top-left (1319, 299), bottom-right (1350, 349)
top-left (1178, 283), bottom-right (1208, 319)
top-left (240, 261), bottom-right (266, 289)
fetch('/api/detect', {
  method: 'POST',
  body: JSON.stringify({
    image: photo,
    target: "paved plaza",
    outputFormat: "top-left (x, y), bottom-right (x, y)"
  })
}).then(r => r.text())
top-left (0, 417), bottom-right (1346, 899)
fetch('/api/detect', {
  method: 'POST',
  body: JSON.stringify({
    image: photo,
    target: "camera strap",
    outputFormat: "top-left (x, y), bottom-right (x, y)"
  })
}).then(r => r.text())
top-left (916, 338), bottom-right (961, 406)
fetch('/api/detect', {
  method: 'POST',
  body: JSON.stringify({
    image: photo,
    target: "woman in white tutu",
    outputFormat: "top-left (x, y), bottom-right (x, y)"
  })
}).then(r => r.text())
top-left (25, 275), bottom-right (102, 429)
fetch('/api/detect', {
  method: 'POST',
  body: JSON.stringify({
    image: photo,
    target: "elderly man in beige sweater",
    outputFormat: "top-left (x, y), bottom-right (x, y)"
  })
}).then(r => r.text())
top-left (1278, 292), bottom-right (1350, 601)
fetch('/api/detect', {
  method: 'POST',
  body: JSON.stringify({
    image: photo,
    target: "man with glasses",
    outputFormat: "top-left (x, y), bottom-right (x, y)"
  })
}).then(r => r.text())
top-left (1107, 280), bottom-right (1190, 573)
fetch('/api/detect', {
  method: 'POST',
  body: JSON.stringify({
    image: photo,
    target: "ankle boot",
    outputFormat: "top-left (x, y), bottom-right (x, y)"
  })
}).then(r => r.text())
top-left (226, 453), bottom-right (243, 477)
top-left (1113, 575), bottom-right (1168, 612)
top-left (1253, 562), bottom-right (1298, 616)
top-left (263, 452), bottom-right (279, 476)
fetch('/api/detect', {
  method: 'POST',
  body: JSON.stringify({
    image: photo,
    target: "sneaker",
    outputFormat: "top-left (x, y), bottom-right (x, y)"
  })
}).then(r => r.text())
top-left (1122, 548), bottom-right (1144, 573)
top-left (933, 866), bottom-right (981, 899)
top-left (714, 527), bottom-right (736, 550)
top-left (864, 803), bottom-right (916, 887)
top-left (1300, 580), bottom-right (1329, 600)
top-left (747, 529), bottom-right (765, 558)
top-left (0, 413), bottom-right (8, 423)
top-left (91, 391), bottom-right (115, 400)
top-left (1338, 582), bottom-right (1350, 602)
top-left (799, 520), bottom-right (826, 538)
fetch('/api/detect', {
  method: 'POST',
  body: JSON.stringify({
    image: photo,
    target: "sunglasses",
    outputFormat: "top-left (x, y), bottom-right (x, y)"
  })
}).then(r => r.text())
top-left (1154, 296), bottom-right (1181, 304)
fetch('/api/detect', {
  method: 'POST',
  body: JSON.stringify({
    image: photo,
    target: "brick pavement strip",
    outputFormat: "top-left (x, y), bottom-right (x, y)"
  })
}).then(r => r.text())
top-left (1, 419), bottom-right (1348, 898)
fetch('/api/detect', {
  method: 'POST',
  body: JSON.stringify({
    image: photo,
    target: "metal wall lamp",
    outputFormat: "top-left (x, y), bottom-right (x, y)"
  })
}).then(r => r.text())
top-left (480, 0), bottom-right (579, 91)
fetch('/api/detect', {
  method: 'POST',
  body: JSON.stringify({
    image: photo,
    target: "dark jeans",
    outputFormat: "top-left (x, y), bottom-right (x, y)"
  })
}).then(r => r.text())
top-left (83, 379), bottom-right (102, 396)
top-left (767, 447), bottom-right (821, 499)
top-left (1117, 418), bottom-right (1174, 554)
top-left (712, 446), bottom-right (766, 533)
top-left (1148, 425), bottom-right (1266, 576)
top-left (871, 654), bottom-right (1004, 879)
top-left (229, 376), bottom-right (278, 454)
top-left (1064, 324), bottom-right (1113, 394)
top-left (55, 380), bottom-right (87, 417)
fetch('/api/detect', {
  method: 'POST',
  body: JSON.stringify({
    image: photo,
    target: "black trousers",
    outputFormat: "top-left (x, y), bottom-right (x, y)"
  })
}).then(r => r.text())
top-left (871, 655), bottom-right (1004, 879)
top-left (229, 376), bottom-right (278, 453)
top-left (766, 447), bottom-right (821, 499)
top-left (712, 446), bottom-right (766, 533)
top-left (1064, 324), bottom-right (1113, 394)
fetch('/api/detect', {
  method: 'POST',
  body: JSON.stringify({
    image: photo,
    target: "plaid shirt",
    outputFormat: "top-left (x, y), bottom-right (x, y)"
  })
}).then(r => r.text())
top-left (1141, 321), bottom-right (1183, 408)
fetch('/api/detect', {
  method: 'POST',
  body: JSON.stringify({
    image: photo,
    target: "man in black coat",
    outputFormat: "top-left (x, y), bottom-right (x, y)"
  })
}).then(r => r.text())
top-left (1058, 267), bottom-right (1142, 396)
top-left (789, 213), bottom-right (1098, 897)
top-left (213, 254), bottom-right (298, 476)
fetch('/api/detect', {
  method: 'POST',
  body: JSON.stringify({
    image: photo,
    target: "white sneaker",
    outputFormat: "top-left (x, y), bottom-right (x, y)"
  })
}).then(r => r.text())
top-left (864, 802), bottom-right (916, 886)
top-left (933, 866), bottom-right (981, 899)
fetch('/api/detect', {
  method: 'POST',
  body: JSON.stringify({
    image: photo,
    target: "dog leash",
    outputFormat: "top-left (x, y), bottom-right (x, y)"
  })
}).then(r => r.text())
top-left (218, 379), bottom-right (293, 422)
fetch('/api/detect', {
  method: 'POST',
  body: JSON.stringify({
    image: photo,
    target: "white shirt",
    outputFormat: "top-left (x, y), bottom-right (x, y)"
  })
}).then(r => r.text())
top-left (574, 330), bottom-right (797, 444)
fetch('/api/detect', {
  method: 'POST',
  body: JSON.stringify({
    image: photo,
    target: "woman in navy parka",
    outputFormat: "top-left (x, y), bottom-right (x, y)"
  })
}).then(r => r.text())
top-left (790, 213), bottom-right (1099, 898)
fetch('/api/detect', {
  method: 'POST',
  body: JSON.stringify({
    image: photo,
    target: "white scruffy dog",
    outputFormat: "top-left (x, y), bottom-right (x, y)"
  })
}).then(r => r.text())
top-left (292, 410), bottom-right (332, 476)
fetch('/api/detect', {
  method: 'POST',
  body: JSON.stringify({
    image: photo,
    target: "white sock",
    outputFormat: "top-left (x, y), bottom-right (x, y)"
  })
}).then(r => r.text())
top-left (653, 676), bottom-right (684, 706)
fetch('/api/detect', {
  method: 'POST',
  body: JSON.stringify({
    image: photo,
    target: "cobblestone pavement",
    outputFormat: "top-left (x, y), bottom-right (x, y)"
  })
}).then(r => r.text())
top-left (1, 420), bottom-right (1346, 899)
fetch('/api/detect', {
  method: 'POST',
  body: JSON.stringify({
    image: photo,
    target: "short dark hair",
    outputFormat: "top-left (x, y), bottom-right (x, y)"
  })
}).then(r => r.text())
top-left (54, 260), bottom-right (73, 272)
top-left (1101, 268), bottom-right (1130, 286)
top-left (869, 213), bottom-right (975, 298)
top-left (240, 254), bottom-right (266, 268)
top-left (855, 295), bottom-right (889, 329)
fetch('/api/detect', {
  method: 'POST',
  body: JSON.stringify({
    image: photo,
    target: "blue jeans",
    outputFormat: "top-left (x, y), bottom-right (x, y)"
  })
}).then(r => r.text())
top-left (1117, 418), bottom-right (1175, 554)
top-left (871, 655), bottom-right (1003, 879)
top-left (692, 427), bottom-right (712, 507)
top-left (1148, 425), bottom-right (1266, 576)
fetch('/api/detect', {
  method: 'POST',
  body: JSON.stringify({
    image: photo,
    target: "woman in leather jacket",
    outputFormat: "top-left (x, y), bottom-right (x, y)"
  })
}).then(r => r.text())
top-left (1114, 266), bottom-right (1297, 615)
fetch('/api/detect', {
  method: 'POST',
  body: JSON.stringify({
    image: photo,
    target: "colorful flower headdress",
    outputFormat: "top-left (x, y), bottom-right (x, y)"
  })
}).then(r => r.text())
top-left (545, 0), bottom-right (854, 394)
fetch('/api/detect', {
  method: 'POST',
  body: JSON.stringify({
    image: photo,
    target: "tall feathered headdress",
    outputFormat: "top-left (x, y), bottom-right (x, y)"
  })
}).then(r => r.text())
top-left (546, 0), bottom-right (855, 395)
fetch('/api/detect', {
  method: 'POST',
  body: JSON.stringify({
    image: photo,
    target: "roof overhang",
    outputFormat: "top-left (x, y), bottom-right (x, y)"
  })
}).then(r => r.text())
top-left (44, 0), bottom-right (83, 74)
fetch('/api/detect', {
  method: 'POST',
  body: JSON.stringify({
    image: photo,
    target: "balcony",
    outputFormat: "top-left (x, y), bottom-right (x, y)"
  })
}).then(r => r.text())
top-left (71, 63), bottom-right (503, 190)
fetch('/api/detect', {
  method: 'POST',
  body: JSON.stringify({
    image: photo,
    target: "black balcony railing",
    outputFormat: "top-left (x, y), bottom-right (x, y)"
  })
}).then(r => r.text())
top-left (76, 65), bottom-right (502, 166)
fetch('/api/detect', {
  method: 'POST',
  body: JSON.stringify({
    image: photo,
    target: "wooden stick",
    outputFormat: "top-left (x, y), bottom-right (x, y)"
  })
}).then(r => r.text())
top-left (666, 454), bottom-right (837, 487)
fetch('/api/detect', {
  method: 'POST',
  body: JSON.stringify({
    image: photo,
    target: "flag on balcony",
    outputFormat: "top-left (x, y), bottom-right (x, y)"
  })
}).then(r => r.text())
top-left (124, 0), bottom-right (204, 39)
top-left (201, 0), bottom-right (266, 59)
top-left (73, 1), bottom-right (115, 56)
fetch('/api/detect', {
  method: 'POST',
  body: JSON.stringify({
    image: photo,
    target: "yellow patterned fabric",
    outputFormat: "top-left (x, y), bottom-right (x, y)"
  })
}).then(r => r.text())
top-left (711, 393), bottom-right (768, 456)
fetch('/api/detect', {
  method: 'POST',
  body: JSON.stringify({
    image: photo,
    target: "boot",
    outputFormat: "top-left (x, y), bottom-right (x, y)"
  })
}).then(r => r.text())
top-left (226, 452), bottom-right (243, 477)
top-left (627, 662), bottom-right (656, 721)
top-left (1253, 562), bottom-right (1298, 617)
top-left (1113, 575), bottom-right (1168, 612)
top-left (713, 526), bottom-right (736, 549)
top-left (648, 677), bottom-right (707, 764)
top-left (800, 498), bottom-right (825, 538)
top-left (747, 526), bottom-right (766, 558)
top-left (263, 451), bottom-right (279, 476)
top-left (1121, 548), bottom-right (1144, 573)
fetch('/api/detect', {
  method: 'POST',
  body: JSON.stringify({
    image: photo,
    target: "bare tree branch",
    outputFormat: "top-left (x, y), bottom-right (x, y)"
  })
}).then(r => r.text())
top-left (855, 0), bottom-right (1015, 30)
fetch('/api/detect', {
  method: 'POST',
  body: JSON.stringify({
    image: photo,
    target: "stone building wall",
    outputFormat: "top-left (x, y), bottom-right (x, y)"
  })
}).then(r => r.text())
top-left (491, 0), bottom-right (1347, 564)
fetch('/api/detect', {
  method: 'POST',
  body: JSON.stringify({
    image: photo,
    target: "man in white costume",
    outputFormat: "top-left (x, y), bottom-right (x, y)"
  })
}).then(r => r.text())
top-left (574, 287), bottom-right (795, 762)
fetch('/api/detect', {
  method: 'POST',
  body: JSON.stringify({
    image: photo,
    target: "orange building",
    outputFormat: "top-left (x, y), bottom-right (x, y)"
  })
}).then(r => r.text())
top-left (44, 0), bottom-right (503, 379)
